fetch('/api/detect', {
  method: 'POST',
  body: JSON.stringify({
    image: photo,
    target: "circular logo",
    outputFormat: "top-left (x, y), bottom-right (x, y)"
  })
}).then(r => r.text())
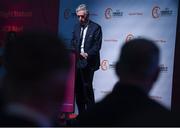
top-left (105, 8), bottom-right (113, 19)
top-left (101, 60), bottom-right (109, 71)
top-left (126, 34), bottom-right (134, 42)
top-left (64, 9), bottom-right (71, 20)
top-left (152, 6), bottom-right (160, 19)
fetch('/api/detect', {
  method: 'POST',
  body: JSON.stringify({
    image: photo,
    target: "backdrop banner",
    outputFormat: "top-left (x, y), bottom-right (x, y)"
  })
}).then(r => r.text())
top-left (0, 0), bottom-right (59, 46)
top-left (59, 0), bottom-right (179, 109)
top-left (0, 0), bottom-right (75, 113)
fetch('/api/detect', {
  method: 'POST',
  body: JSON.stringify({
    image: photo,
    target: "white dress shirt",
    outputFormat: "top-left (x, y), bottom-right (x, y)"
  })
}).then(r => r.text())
top-left (80, 25), bottom-right (88, 53)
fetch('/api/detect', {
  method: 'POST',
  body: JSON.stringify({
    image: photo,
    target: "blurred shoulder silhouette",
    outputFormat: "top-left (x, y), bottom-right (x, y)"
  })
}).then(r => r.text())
top-left (0, 31), bottom-right (71, 127)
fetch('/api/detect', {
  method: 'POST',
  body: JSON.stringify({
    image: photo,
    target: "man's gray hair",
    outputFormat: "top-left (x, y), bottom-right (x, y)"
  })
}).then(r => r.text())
top-left (76, 4), bottom-right (89, 15)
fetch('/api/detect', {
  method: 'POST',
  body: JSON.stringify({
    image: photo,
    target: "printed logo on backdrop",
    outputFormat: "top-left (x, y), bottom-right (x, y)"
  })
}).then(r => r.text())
top-left (152, 6), bottom-right (160, 18)
top-left (126, 33), bottom-right (134, 42)
top-left (64, 9), bottom-right (76, 20)
top-left (150, 95), bottom-right (162, 100)
top-left (1, 25), bottom-right (23, 32)
top-left (152, 6), bottom-right (173, 19)
top-left (64, 9), bottom-right (71, 20)
top-left (104, 39), bottom-right (118, 42)
top-left (125, 33), bottom-right (144, 42)
top-left (126, 34), bottom-right (167, 45)
top-left (100, 60), bottom-right (115, 71)
top-left (105, 8), bottom-right (123, 19)
top-left (64, 8), bottom-right (98, 20)
top-left (160, 64), bottom-right (168, 73)
top-left (105, 8), bottom-right (112, 19)
top-left (128, 11), bottom-right (143, 16)
top-left (154, 39), bottom-right (167, 44)
top-left (100, 60), bottom-right (109, 71)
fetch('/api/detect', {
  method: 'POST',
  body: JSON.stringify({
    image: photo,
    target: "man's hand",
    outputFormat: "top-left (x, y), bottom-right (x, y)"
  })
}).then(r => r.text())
top-left (80, 52), bottom-right (88, 59)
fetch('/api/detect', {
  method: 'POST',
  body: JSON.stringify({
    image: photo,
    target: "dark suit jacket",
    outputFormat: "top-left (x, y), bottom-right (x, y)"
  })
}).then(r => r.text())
top-left (75, 82), bottom-right (179, 126)
top-left (71, 20), bottom-right (102, 71)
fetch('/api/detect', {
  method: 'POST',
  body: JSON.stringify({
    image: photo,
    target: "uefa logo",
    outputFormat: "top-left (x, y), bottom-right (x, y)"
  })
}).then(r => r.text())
top-left (100, 60), bottom-right (109, 71)
top-left (64, 8), bottom-right (71, 20)
top-left (126, 34), bottom-right (134, 42)
top-left (105, 8), bottom-right (113, 19)
top-left (152, 6), bottom-right (161, 19)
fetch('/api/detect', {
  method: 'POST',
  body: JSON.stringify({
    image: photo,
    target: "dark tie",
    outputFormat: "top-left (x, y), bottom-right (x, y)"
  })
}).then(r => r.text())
top-left (79, 26), bottom-right (85, 53)
top-left (78, 26), bottom-right (87, 66)
top-left (80, 26), bottom-right (85, 44)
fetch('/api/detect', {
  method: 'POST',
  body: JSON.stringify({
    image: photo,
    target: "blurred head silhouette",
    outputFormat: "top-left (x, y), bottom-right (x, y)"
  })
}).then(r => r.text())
top-left (115, 38), bottom-right (160, 93)
top-left (3, 31), bottom-right (71, 125)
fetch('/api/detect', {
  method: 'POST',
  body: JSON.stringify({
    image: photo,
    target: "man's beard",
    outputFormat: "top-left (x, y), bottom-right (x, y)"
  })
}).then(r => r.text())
top-left (80, 19), bottom-right (89, 27)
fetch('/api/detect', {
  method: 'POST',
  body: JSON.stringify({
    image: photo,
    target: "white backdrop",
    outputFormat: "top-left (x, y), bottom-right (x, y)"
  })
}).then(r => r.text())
top-left (58, 0), bottom-right (179, 109)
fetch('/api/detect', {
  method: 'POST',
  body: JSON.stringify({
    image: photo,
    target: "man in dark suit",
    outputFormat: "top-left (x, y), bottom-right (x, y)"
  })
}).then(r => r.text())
top-left (71, 4), bottom-right (102, 114)
top-left (75, 38), bottom-right (179, 126)
top-left (0, 32), bottom-right (71, 126)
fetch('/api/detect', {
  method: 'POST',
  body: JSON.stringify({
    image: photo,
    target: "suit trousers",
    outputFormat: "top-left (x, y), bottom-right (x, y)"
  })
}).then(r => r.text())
top-left (75, 67), bottom-right (95, 114)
